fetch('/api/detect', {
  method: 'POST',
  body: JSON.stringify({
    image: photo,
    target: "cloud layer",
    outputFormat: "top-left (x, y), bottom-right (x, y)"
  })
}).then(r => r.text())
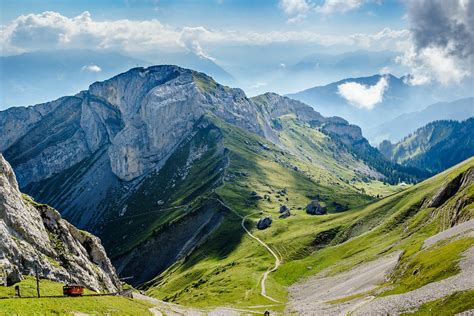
top-left (0, 11), bottom-right (410, 58)
top-left (337, 76), bottom-right (389, 109)
top-left (279, 0), bottom-right (367, 22)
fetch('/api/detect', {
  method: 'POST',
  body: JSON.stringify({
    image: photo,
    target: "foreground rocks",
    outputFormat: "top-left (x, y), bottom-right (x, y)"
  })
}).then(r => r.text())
top-left (0, 154), bottom-right (120, 292)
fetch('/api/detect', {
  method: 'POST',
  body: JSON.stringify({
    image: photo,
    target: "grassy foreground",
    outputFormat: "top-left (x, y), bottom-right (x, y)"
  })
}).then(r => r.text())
top-left (0, 277), bottom-right (153, 315)
top-left (0, 296), bottom-right (153, 315)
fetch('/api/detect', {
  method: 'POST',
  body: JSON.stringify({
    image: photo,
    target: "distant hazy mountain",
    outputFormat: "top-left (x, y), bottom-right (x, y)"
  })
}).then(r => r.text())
top-left (367, 98), bottom-right (474, 143)
top-left (0, 50), bottom-right (237, 109)
top-left (288, 74), bottom-right (472, 135)
top-left (0, 50), bottom-right (149, 108)
top-left (213, 48), bottom-right (405, 96)
top-left (380, 119), bottom-right (474, 174)
top-left (289, 50), bottom-right (399, 76)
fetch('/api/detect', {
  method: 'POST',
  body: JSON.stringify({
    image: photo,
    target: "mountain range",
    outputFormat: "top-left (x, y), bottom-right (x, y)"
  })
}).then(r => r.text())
top-left (0, 65), bottom-right (423, 287)
top-left (288, 74), bottom-right (473, 140)
top-left (380, 119), bottom-right (474, 174)
top-left (367, 98), bottom-right (474, 143)
top-left (0, 65), bottom-right (473, 313)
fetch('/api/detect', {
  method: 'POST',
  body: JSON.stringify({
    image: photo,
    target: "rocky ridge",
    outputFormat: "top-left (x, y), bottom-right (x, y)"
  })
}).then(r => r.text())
top-left (0, 154), bottom-right (120, 292)
top-left (1, 65), bottom-right (393, 189)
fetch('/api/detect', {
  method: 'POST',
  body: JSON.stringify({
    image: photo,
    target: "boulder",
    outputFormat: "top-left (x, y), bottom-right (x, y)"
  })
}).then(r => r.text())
top-left (250, 191), bottom-right (263, 200)
top-left (279, 205), bottom-right (290, 213)
top-left (256, 216), bottom-right (272, 230)
top-left (279, 211), bottom-right (291, 219)
top-left (306, 200), bottom-right (327, 215)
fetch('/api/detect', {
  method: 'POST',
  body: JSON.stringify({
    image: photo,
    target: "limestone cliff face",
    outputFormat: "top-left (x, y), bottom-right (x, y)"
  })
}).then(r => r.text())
top-left (1, 66), bottom-right (276, 185)
top-left (1, 65), bottom-right (364, 187)
top-left (0, 154), bottom-right (121, 291)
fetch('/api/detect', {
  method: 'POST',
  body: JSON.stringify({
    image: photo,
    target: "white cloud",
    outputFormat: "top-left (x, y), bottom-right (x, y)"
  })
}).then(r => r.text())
top-left (337, 76), bottom-right (389, 109)
top-left (397, 0), bottom-right (473, 85)
top-left (315, 0), bottom-right (365, 14)
top-left (81, 64), bottom-right (102, 72)
top-left (397, 44), bottom-right (469, 85)
top-left (0, 11), bottom-right (179, 55)
top-left (178, 27), bottom-right (216, 61)
top-left (279, 0), bottom-right (312, 23)
top-left (0, 11), bottom-right (410, 57)
top-left (379, 66), bottom-right (390, 75)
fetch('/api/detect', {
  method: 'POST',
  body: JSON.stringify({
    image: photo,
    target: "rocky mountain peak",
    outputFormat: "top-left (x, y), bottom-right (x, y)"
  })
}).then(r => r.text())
top-left (1, 64), bottom-right (409, 188)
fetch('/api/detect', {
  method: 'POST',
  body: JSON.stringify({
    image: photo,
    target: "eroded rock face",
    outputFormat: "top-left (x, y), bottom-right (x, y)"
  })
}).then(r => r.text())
top-left (424, 168), bottom-right (474, 208)
top-left (0, 154), bottom-right (120, 292)
top-left (1, 66), bottom-right (370, 188)
top-left (1, 66), bottom-right (278, 185)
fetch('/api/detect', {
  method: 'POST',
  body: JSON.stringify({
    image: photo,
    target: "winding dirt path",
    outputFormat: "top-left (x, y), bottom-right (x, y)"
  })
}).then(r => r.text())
top-left (213, 196), bottom-right (282, 303)
top-left (241, 213), bottom-right (281, 303)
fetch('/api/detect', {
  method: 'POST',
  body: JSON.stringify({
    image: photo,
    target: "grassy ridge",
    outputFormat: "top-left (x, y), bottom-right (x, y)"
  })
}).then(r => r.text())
top-left (148, 142), bottom-right (473, 311)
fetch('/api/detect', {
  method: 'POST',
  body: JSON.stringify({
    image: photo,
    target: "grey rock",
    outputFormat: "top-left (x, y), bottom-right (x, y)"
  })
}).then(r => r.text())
top-left (1, 65), bottom-right (374, 189)
top-left (279, 205), bottom-right (290, 213)
top-left (0, 154), bottom-right (121, 292)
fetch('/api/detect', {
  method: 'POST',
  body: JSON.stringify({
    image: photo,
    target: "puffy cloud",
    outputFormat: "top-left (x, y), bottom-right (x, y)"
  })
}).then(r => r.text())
top-left (178, 27), bottom-right (216, 60)
top-left (0, 11), bottom-right (410, 57)
top-left (398, 0), bottom-right (474, 85)
top-left (279, 0), bottom-right (312, 23)
top-left (0, 11), bottom-right (179, 55)
top-left (81, 64), bottom-right (102, 72)
top-left (337, 76), bottom-right (389, 109)
top-left (315, 0), bottom-right (365, 14)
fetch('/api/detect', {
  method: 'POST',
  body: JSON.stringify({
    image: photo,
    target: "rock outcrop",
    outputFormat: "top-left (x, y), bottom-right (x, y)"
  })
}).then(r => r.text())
top-left (256, 216), bottom-right (272, 230)
top-left (0, 154), bottom-right (120, 292)
top-left (306, 200), bottom-right (327, 215)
